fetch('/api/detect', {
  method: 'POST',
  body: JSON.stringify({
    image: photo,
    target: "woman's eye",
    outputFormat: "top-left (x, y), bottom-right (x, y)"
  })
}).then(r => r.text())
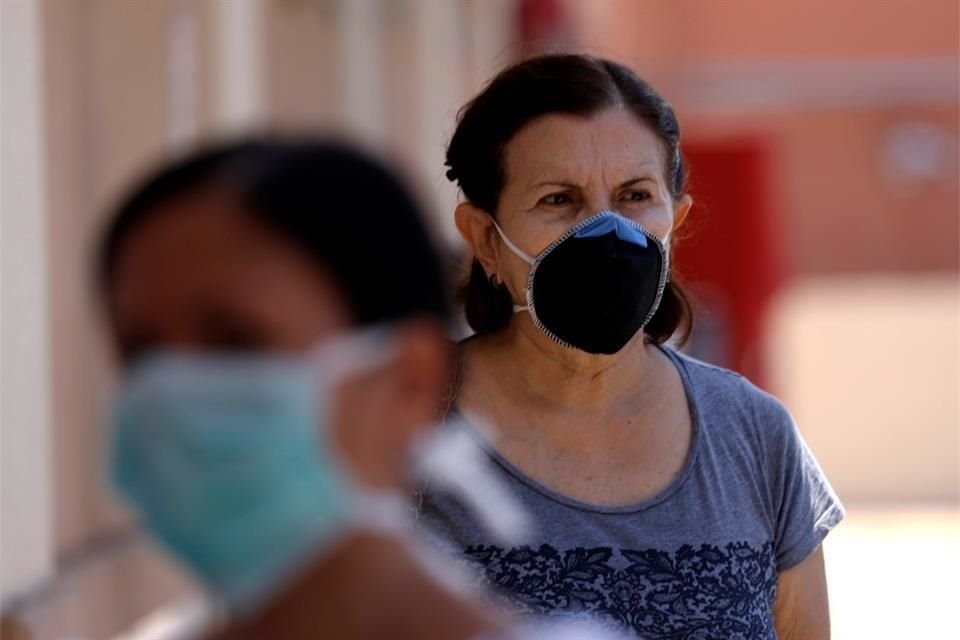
top-left (200, 309), bottom-right (267, 352)
top-left (117, 333), bottom-right (153, 365)
top-left (540, 192), bottom-right (573, 206)
top-left (622, 189), bottom-right (652, 202)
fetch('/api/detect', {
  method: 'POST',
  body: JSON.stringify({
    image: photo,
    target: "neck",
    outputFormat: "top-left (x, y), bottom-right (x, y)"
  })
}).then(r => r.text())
top-left (482, 316), bottom-right (659, 413)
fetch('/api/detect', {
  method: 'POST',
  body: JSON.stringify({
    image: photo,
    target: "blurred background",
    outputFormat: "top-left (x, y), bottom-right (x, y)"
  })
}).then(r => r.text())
top-left (1, 0), bottom-right (957, 638)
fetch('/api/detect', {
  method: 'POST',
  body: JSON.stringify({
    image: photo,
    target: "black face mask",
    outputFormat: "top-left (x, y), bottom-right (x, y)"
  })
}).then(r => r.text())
top-left (493, 210), bottom-right (668, 355)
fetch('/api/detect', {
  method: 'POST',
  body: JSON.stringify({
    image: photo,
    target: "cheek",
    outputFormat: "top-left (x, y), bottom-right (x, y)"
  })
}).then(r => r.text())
top-left (639, 207), bottom-right (674, 243)
top-left (503, 213), bottom-right (571, 256)
top-left (495, 219), bottom-right (561, 289)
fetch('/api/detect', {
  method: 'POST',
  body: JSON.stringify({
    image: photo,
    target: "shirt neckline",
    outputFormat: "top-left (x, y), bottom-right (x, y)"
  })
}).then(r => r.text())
top-left (448, 343), bottom-right (702, 515)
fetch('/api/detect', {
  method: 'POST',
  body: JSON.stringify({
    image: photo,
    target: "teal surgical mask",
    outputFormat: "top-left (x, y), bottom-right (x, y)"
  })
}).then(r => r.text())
top-left (109, 328), bottom-right (406, 614)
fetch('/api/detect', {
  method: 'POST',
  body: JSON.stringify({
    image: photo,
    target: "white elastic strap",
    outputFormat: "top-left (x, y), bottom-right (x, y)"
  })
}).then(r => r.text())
top-left (310, 325), bottom-right (399, 383)
top-left (489, 217), bottom-right (533, 315)
top-left (490, 218), bottom-right (535, 266)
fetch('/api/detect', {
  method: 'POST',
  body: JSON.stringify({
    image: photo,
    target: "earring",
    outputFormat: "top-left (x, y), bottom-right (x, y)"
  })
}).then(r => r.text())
top-left (488, 273), bottom-right (501, 287)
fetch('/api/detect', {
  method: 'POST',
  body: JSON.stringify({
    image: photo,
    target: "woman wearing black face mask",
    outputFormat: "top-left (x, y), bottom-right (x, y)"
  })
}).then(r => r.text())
top-left (417, 54), bottom-right (844, 640)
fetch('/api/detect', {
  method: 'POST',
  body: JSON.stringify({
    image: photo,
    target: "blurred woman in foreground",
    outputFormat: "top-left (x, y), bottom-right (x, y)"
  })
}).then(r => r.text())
top-left (96, 139), bottom-right (620, 640)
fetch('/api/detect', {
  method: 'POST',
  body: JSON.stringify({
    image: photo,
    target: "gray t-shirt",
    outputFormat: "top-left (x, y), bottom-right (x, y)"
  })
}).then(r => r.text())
top-left (417, 347), bottom-right (843, 639)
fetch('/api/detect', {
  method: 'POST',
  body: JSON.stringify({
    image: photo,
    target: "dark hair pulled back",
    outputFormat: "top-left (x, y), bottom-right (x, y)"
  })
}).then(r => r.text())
top-left (98, 138), bottom-right (451, 327)
top-left (446, 54), bottom-right (693, 345)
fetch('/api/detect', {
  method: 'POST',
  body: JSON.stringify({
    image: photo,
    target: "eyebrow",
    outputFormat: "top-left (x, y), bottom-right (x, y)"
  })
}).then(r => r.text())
top-left (532, 180), bottom-right (579, 190)
top-left (617, 177), bottom-right (656, 189)
top-left (531, 176), bottom-right (657, 190)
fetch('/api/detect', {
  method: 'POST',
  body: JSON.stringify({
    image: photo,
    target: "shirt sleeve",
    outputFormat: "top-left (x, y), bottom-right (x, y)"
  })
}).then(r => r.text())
top-left (753, 390), bottom-right (845, 572)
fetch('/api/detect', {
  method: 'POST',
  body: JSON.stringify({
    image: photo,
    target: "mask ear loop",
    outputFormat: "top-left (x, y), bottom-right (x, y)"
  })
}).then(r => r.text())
top-left (309, 325), bottom-right (400, 383)
top-left (487, 217), bottom-right (533, 313)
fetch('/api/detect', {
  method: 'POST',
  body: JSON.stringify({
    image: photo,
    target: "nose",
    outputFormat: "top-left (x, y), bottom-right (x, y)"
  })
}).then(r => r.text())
top-left (579, 195), bottom-right (616, 220)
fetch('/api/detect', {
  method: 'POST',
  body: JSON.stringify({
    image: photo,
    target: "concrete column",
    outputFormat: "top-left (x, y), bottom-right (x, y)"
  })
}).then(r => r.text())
top-left (0, 0), bottom-right (55, 606)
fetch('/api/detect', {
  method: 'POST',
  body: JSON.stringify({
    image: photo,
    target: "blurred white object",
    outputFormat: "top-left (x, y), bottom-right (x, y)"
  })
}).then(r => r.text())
top-left (414, 421), bottom-right (531, 546)
top-left (825, 506), bottom-right (960, 639)
top-left (111, 597), bottom-right (218, 640)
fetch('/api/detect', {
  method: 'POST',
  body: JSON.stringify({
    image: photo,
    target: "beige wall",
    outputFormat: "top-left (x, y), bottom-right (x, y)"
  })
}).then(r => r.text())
top-left (570, 0), bottom-right (960, 278)
top-left (684, 106), bottom-right (959, 276)
top-left (768, 276), bottom-right (959, 504)
top-left (567, 0), bottom-right (959, 61)
top-left (258, 0), bottom-right (514, 245)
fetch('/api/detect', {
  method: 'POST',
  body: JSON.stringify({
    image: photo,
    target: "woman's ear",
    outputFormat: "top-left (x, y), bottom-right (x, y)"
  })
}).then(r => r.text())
top-left (388, 319), bottom-right (451, 437)
top-left (672, 194), bottom-right (693, 235)
top-left (455, 202), bottom-right (500, 279)
top-left (331, 319), bottom-right (451, 490)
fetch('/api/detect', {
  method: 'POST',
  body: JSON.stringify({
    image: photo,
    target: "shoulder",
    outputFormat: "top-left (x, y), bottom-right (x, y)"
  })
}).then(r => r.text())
top-left (662, 346), bottom-right (796, 446)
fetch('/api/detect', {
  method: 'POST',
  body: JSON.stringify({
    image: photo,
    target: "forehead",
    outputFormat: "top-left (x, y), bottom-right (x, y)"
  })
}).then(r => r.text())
top-left (503, 107), bottom-right (667, 185)
top-left (112, 188), bottom-right (301, 297)
top-left (108, 188), bottom-right (349, 341)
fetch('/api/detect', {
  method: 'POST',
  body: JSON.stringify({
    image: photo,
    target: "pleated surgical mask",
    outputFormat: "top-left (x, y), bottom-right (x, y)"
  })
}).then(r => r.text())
top-left (109, 327), bottom-right (403, 613)
top-left (109, 326), bottom-right (528, 617)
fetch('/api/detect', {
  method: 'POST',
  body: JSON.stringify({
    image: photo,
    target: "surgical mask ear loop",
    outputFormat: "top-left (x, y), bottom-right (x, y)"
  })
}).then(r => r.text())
top-left (309, 325), bottom-right (400, 384)
top-left (488, 217), bottom-right (533, 314)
